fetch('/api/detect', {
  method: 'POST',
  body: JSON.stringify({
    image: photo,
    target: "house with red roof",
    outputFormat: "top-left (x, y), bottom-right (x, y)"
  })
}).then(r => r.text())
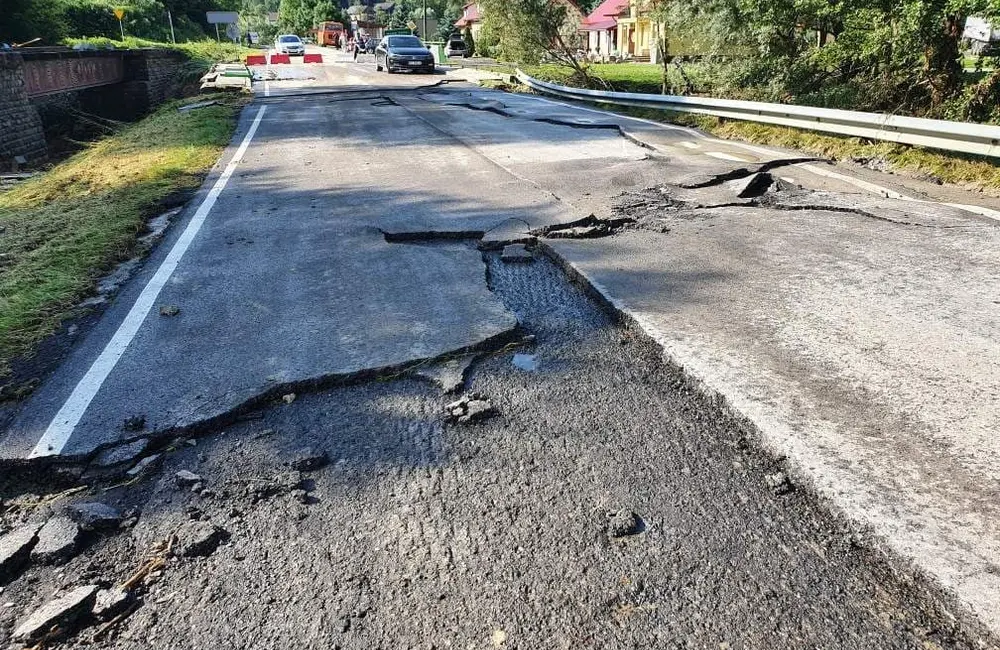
top-left (454, 2), bottom-right (482, 39)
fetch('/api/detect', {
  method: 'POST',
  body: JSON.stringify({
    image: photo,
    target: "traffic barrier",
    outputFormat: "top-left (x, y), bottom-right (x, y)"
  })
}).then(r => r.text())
top-left (515, 69), bottom-right (1000, 158)
top-left (270, 53), bottom-right (291, 64)
top-left (303, 53), bottom-right (323, 64)
top-left (246, 54), bottom-right (267, 65)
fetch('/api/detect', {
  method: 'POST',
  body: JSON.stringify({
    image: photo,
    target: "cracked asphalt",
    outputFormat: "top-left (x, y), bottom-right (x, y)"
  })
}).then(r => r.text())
top-left (0, 251), bottom-right (992, 649)
top-left (1, 49), bottom-right (999, 648)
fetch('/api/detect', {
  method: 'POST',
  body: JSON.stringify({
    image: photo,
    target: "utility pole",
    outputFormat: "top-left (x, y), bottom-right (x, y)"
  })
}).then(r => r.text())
top-left (167, 10), bottom-right (176, 43)
top-left (216, 23), bottom-right (221, 41)
top-left (422, 0), bottom-right (427, 40)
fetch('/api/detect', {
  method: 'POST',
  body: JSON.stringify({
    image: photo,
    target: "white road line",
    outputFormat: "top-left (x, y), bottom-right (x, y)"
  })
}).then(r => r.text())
top-left (29, 106), bottom-right (268, 458)
top-left (706, 151), bottom-right (752, 162)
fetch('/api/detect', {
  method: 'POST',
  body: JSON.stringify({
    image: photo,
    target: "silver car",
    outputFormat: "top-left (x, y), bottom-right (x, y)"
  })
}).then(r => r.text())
top-left (445, 38), bottom-right (467, 58)
top-left (274, 34), bottom-right (305, 55)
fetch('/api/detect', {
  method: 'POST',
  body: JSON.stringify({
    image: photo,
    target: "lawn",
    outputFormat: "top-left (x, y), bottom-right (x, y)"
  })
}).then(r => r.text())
top-left (526, 62), bottom-right (665, 94)
top-left (0, 95), bottom-right (245, 379)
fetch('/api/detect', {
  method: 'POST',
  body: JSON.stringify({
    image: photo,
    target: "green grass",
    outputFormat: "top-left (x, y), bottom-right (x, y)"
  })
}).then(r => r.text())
top-left (0, 95), bottom-right (245, 378)
top-left (62, 37), bottom-right (254, 64)
top-left (525, 63), bottom-right (665, 94)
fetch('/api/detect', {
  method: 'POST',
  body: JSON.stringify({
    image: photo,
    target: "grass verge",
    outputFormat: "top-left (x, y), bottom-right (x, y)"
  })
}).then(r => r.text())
top-left (0, 94), bottom-right (246, 380)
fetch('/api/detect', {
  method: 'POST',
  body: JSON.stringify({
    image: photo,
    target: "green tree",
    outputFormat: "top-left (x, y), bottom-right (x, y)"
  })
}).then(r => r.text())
top-left (462, 26), bottom-right (474, 53)
top-left (479, 0), bottom-right (586, 74)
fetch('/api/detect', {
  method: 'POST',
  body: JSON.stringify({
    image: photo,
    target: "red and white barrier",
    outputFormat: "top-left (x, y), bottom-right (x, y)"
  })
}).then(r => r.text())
top-left (246, 54), bottom-right (267, 65)
top-left (303, 53), bottom-right (323, 64)
top-left (269, 53), bottom-right (291, 64)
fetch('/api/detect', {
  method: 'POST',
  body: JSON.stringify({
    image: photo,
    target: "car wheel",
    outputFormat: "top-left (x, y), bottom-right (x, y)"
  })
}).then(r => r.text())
top-left (386, 61), bottom-right (393, 74)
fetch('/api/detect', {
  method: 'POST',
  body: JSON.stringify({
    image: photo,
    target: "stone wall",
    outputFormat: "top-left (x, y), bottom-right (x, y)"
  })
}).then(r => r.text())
top-left (0, 49), bottom-right (188, 169)
top-left (122, 49), bottom-right (187, 116)
top-left (0, 53), bottom-right (48, 168)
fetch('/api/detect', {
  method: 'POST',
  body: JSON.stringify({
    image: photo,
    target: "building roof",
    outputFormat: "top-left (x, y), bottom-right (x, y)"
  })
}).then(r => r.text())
top-left (454, 2), bottom-right (480, 27)
top-left (454, 0), bottom-right (582, 28)
top-left (580, 0), bottom-right (628, 30)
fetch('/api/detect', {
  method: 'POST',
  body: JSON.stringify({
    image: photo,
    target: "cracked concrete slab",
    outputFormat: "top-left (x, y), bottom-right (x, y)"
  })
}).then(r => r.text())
top-left (1, 90), bottom-right (529, 462)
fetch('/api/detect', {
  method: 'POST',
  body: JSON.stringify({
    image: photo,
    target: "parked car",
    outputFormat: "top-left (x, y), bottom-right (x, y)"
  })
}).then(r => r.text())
top-left (445, 37), bottom-right (467, 58)
top-left (375, 35), bottom-right (435, 73)
top-left (274, 34), bottom-right (305, 56)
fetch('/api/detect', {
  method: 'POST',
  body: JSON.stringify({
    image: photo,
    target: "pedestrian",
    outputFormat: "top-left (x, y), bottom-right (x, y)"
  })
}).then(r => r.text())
top-left (353, 35), bottom-right (364, 61)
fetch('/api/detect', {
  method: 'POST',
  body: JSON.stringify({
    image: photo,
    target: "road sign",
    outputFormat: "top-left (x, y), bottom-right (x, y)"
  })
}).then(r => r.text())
top-left (113, 7), bottom-right (124, 19)
top-left (206, 11), bottom-right (239, 24)
top-left (407, 20), bottom-right (417, 30)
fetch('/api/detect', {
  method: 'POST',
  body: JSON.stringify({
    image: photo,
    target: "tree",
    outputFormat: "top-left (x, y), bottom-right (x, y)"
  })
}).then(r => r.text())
top-left (462, 26), bottom-right (475, 54)
top-left (478, 0), bottom-right (588, 79)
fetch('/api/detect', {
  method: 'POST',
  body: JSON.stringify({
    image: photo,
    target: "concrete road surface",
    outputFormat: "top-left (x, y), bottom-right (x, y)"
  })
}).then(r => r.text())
top-left (1, 47), bottom-right (999, 647)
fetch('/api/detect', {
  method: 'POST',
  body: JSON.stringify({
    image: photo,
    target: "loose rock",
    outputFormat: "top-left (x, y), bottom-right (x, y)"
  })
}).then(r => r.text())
top-left (159, 304), bottom-right (180, 317)
top-left (126, 453), bottom-right (163, 478)
top-left (66, 502), bottom-right (122, 531)
top-left (765, 471), bottom-right (794, 495)
top-left (175, 470), bottom-right (204, 488)
top-left (92, 588), bottom-right (131, 621)
top-left (0, 523), bottom-right (41, 581)
top-left (289, 447), bottom-right (329, 472)
top-left (93, 438), bottom-right (150, 467)
top-left (445, 394), bottom-right (497, 424)
top-left (174, 521), bottom-right (228, 557)
top-left (12, 584), bottom-right (99, 643)
top-left (607, 509), bottom-right (644, 538)
top-left (31, 516), bottom-right (80, 565)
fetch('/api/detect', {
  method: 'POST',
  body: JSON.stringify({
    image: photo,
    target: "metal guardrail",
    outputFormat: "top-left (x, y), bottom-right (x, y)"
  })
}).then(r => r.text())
top-left (515, 69), bottom-right (1000, 158)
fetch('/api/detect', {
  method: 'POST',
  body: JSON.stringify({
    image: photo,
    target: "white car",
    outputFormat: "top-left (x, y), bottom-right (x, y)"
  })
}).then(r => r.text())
top-left (274, 34), bottom-right (305, 56)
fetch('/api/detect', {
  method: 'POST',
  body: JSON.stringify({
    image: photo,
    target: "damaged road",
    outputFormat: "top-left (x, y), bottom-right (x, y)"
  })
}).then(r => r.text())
top-left (3, 50), bottom-right (1000, 647)
top-left (0, 252), bottom-right (993, 648)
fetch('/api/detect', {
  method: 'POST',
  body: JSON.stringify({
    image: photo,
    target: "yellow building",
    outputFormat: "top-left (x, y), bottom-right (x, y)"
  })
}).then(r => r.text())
top-left (615, 0), bottom-right (658, 62)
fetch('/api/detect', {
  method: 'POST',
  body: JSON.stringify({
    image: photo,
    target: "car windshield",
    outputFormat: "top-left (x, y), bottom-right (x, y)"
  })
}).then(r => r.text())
top-left (388, 36), bottom-right (423, 48)
top-left (279, 35), bottom-right (301, 43)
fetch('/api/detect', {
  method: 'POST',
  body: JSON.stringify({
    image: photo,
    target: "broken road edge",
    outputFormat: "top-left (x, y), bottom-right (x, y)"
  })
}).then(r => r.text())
top-left (531, 239), bottom-right (1000, 645)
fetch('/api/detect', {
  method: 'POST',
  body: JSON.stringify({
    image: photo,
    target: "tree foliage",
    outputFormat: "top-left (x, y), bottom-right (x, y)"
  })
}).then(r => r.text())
top-left (0, 0), bottom-right (239, 44)
top-left (637, 0), bottom-right (1000, 115)
top-left (478, 0), bottom-right (584, 70)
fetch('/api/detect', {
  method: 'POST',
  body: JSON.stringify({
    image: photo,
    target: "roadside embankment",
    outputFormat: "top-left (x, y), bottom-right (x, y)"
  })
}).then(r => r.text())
top-left (0, 95), bottom-right (245, 386)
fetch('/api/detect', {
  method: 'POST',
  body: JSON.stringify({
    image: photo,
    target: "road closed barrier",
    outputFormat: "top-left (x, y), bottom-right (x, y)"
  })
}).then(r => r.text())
top-left (269, 53), bottom-right (291, 64)
top-left (303, 53), bottom-right (323, 64)
top-left (246, 54), bottom-right (267, 65)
